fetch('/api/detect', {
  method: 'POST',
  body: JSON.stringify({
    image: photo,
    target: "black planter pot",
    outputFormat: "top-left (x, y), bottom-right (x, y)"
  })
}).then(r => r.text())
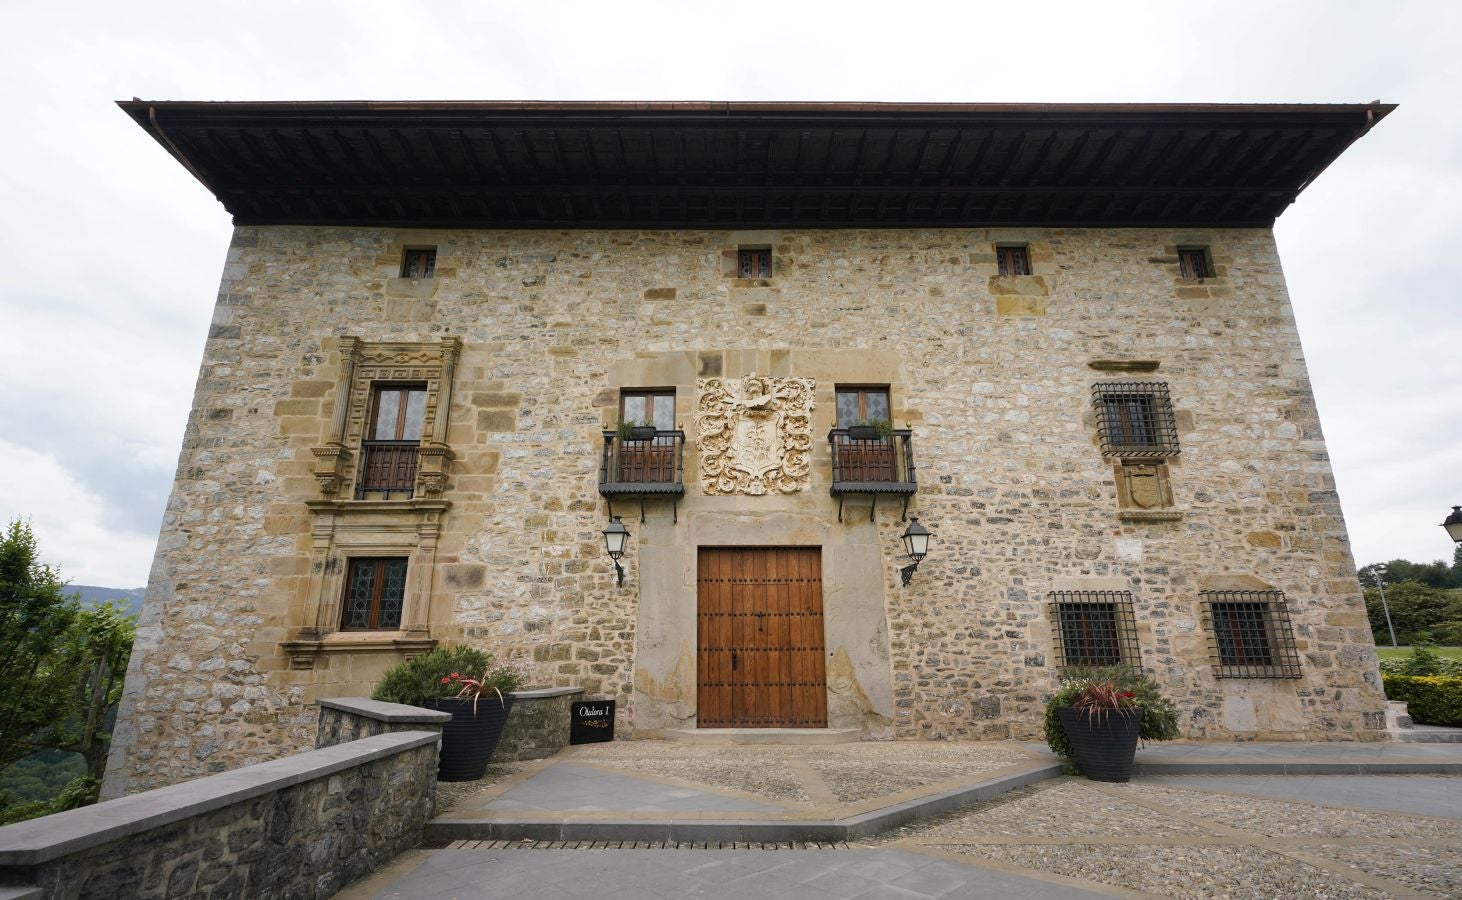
top-left (846, 425), bottom-right (882, 441)
top-left (627, 426), bottom-right (658, 441)
top-left (1056, 706), bottom-right (1143, 783)
top-left (427, 696), bottom-right (514, 782)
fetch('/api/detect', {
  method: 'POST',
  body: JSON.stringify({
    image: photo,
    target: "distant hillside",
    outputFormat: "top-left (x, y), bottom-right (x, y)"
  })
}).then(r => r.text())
top-left (69, 585), bottom-right (145, 616)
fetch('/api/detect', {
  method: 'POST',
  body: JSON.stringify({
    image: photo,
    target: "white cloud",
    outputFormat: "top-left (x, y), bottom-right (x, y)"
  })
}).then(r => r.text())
top-left (0, 440), bottom-right (157, 586)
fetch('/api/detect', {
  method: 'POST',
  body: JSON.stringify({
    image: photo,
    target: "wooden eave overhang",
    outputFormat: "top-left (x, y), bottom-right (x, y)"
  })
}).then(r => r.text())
top-left (119, 99), bottom-right (1394, 229)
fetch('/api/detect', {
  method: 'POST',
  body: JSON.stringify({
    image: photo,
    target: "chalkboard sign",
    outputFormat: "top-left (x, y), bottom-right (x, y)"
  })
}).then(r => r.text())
top-left (569, 699), bottom-right (616, 744)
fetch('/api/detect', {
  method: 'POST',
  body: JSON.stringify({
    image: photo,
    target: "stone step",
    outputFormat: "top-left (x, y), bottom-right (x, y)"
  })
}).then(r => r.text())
top-left (649, 727), bottom-right (862, 745)
top-left (423, 761), bottom-right (1063, 844)
top-left (1391, 726), bottom-right (1462, 743)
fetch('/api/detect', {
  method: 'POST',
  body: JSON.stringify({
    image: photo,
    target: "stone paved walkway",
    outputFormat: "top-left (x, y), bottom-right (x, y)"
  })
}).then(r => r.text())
top-left (341, 740), bottom-right (1462, 899)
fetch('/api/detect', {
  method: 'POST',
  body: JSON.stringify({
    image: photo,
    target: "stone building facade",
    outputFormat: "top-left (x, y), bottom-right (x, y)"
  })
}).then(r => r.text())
top-left (104, 101), bottom-right (1394, 795)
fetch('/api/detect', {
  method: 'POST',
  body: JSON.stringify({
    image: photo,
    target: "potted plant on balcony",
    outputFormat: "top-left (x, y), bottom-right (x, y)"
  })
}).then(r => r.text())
top-left (617, 419), bottom-right (658, 441)
top-left (846, 418), bottom-right (894, 441)
top-left (372, 646), bottom-right (528, 782)
top-left (1043, 666), bottom-right (1179, 782)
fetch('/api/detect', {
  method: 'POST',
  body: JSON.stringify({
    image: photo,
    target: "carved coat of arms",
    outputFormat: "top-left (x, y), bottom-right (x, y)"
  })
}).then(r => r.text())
top-left (1123, 464), bottom-right (1164, 508)
top-left (696, 374), bottom-right (815, 495)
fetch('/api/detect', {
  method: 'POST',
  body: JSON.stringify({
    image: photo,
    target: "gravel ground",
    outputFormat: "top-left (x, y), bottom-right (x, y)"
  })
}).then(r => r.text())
top-left (904, 779), bottom-right (1210, 839)
top-left (1306, 844), bottom-right (1462, 898)
top-left (433, 760), bottom-right (533, 814)
top-left (806, 745), bottom-right (1029, 803)
top-left (936, 843), bottom-right (1390, 900)
top-left (1107, 783), bottom-right (1462, 840)
top-left (570, 739), bottom-right (1031, 806)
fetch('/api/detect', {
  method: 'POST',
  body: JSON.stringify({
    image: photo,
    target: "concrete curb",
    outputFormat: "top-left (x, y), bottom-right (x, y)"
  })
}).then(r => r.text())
top-left (423, 762), bottom-right (1065, 843)
top-left (1134, 760), bottom-right (1462, 775)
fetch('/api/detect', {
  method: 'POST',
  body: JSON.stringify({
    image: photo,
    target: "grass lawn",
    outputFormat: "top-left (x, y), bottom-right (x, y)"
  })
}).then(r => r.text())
top-left (1376, 646), bottom-right (1462, 661)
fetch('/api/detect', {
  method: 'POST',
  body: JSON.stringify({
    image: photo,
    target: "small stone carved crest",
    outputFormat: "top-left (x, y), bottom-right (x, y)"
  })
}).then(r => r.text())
top-left (697, 374), bottom-right (815, 495)
top-left (1121, 464), bottom-right (1166, 509)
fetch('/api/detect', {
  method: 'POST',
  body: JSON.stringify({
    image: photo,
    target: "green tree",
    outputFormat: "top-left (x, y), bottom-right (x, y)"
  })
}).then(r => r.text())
top-left (0, 520), bottom-right (81, 773)
top-left (1359, 558), bottom-right (1462, 590)
top-left (1363, 580), bottom-right (1462, 646)
top-left (0, 520), bottom-right (135, 821)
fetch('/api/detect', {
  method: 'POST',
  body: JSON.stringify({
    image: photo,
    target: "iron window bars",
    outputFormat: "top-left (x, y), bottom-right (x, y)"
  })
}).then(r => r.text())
top-left (738, 248), bottom-right (771, 278)
top-left (1092, 381), bottom-right (1180, 459)
top-left (401, 247), bottom-right (436, 279)
top-left (1049, 591), bottom-right (1141, 672)
top-left (1177, 247), bottom-right (1213, 280)
top-left (995, 245), bottom-right (1031, 275)
top-left (1201, 590), bottom-right (1303, 679)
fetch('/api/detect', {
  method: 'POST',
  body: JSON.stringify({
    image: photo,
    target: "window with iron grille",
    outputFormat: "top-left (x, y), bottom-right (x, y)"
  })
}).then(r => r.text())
top-left (1177, 247), bottom-right (1212, 280)
top-left (1050, 591), bottom-right (1141, 671)
top-left (401, 247), bottom-right (436, 279)
top-left (358, 384), bottom-right (426, 497)
top-left (996, 245), bottom-right (1031, 276)
top-left (340, 557), bottom-right (408, 630)
top-left (1201, 591), bottom-right (1303, 678)
top-left (1092, 381), bottom-right (1179, 459)
top-left (738, 248), bottom-right (772, 278)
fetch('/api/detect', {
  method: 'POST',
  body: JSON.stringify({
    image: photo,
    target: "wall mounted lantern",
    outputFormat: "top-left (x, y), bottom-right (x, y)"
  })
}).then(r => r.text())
top-left (1442, 506), bottom-right (1462, 544)
top-left (602, 515), bottom-right (630, 586)
top-left (899, 517), bottom-right (933, 587)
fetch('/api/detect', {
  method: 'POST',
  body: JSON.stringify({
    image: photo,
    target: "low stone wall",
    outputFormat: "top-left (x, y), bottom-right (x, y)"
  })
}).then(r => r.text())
top-left (497, 687), bottom-right (584, 761)
top-left (317, 697), bottom-right (450, 747)
top-left (0, 725), bottom-right (439, 899)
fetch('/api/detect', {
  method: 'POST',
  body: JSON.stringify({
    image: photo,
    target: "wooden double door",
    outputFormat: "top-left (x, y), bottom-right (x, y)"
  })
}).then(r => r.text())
top-left (697, 547), bottom-right (828, 728)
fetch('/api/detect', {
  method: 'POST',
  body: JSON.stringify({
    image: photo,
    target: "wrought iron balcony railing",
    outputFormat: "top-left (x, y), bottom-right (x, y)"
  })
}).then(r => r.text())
top-left (598, 430), bottom-right (686, 521)
top-left (357, 440), bottom-right (419, 499)
top-left (827, 428), bottom-right (917, 520)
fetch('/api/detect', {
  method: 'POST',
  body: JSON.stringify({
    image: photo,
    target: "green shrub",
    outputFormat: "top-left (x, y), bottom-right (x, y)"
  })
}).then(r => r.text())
top-left (1042, 667), bottom-right (1181, 759)
top-left (1378, 646), bottom-right (1462, 677)
top-left (1383, 674), bottom-right (1462, 727)
top-left (371, 646), bottom-right (493, 707)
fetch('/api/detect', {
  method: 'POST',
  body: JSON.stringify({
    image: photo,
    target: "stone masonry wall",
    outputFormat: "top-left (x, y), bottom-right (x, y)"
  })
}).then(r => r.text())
top-left (2, 732), bottom-right (438, 900)
top-left (104, 226), bottom-right (1386, 793)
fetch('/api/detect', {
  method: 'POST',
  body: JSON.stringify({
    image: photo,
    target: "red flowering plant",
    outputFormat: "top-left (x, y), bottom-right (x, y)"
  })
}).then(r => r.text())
top-left (441, 657), bottom-right (531, 714)
top-left (1042, 666), bottom-right (1180, 759)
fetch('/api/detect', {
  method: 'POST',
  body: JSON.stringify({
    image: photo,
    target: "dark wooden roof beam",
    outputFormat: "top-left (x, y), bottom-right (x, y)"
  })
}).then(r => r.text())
top-left (453, 130), bottom-right (496, 184)
top-left (122, 100), bottom-right (1392, 228)
top-left (935, 129), bottom-right (966, 185)
top-left (514, 130), bottom-right (544, 184)
top-left (1025, 130), bottom-right (1059, 184)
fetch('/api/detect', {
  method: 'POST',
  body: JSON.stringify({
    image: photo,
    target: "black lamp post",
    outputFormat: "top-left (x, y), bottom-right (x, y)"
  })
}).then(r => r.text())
top-left (899, 517), bottom-right (932, 587)
top-left (1442, 506), bottom-right (1462, 544)
top-left (602, 516), bottom-right (630, 586)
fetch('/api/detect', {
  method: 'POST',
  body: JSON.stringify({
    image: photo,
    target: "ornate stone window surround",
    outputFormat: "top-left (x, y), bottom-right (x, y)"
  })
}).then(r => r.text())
top-left (287, 335), bottom-right (462, 669)
top-left (280, 499), bottom-right (447, 668)
top-left (311, 336), bottom-right (461, 499)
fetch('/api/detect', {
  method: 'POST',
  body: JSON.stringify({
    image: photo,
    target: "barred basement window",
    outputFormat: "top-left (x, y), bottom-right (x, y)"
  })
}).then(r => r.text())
top-left (738, 248), bottom-right (772, 278)
top-left (1177, 247), bottom-right (1213, 280)
top-left (1093, 381), bottom-right (1179, 459)
top-left (1201, 591), bottom-right (1303, 679)
top-left (996, 245), bottom-right (1031, 276)
top-left (401, 247), bottom-right (436, 279)
top-left (341, 557), bottom-right (408, 630)
top-left (1050, 591), bottom-right (1141, 672)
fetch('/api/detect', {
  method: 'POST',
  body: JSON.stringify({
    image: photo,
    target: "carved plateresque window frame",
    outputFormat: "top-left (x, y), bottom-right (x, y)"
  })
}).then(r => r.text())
top-left (284, 336), bottom-right (461, 669)
top-left (311, 336), bottom-right (462, 498)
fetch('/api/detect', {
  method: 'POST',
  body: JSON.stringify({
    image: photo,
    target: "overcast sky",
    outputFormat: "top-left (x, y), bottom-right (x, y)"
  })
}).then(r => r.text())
top-left (1, 0), bottom-right (1458, 586)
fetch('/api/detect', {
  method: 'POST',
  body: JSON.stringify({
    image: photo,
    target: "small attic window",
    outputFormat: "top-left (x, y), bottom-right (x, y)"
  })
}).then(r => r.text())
top-left (401, 247), bottom-right (437, 279)
top-left (737, 248), bottom-right (772, 278)
top-left (996, 245), bottom-right (1031, 276)
top-left (1178, 247), bottom-right (1213, 280)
